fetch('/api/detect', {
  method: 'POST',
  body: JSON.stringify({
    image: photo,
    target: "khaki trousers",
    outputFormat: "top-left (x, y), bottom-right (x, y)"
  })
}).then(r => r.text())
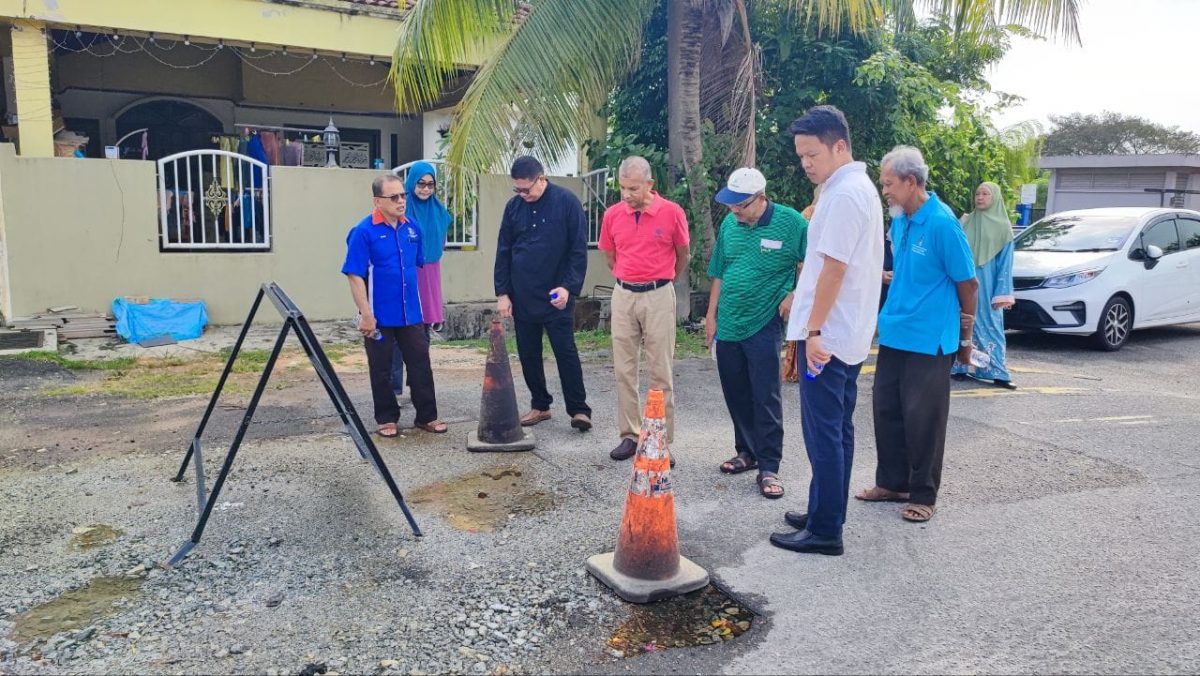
top-left (610, 284), bottom-right (676, 442)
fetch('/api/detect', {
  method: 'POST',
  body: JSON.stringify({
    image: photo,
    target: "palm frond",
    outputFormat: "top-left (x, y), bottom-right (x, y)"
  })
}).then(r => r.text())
top-left (916, 0), bottom-right (1081, 43)
top-left (783, 0), bottom-right (886, 34)
top-left (389, 0), bottom-right (519, 114)
top-left (444, 0), bottom-right (652, 173)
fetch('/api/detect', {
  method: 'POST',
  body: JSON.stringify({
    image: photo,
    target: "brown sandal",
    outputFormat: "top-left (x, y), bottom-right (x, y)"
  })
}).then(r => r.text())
top-left (416, 420), bottom-right (448, 434)
top-left (377, 423), bottom-right (399, 438)
top-left (720, 454), bottom-right (758, 475)
top-left (901, 503), bottom-right (937, 522)
top-left (854, 486), bottom-right (910, 502)
top-left (757, 472), bottom-right (784, 499)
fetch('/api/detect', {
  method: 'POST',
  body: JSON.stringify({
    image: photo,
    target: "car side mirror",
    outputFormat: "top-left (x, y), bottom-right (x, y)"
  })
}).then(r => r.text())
top-left (1146, 244), bottom-right (1164, 260)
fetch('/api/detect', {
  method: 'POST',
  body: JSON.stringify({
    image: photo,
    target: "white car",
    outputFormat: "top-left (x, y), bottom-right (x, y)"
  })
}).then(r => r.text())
top-left (1006, 207), bottom-right (1200, 350)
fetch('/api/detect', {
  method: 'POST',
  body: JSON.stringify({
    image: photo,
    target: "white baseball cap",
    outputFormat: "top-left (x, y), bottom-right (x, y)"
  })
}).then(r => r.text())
top-left (715, 167), bottom-right (767, 206)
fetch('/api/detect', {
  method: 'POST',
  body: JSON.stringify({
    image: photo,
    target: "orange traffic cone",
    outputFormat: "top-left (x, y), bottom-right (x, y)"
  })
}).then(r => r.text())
top-left (586, 389), bottom-right (709, 603)
top-left (467, 320), bottom-right (535, 452)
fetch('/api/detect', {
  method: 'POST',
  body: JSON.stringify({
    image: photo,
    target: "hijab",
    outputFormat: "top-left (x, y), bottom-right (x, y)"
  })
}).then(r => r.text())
top-left (404, 161), bottom-right (453, 264)
top-left (960, 182), bottom-right (1012, 268)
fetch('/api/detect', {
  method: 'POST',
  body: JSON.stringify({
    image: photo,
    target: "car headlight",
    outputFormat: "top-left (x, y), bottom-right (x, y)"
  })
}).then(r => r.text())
top-left (1042, 268), bottom-right (1104, 289)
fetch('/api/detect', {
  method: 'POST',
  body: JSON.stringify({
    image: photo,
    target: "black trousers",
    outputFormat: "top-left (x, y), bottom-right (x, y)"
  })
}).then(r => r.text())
top-left (514, 315), bottom-right (591, 416)
top-left (364, 325), bottom-right (437, 426)
top-left (872, 345), bottom-right (953, 506)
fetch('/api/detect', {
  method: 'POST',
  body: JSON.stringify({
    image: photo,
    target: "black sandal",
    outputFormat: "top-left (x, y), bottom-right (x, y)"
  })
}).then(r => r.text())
top-left (720, 454), bottom-right (758, 475)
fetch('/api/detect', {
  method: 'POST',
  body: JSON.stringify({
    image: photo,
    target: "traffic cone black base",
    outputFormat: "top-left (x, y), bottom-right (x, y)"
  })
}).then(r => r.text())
top-left (467, 428), bottom-right (535, 453)
top-left (585, 552), bottom-right (708, 604)
top-left (468, 319), bottom-right (536, 453)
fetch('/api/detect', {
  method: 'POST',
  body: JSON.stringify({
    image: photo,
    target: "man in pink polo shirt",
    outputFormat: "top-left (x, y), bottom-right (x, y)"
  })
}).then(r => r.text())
top-left (599, 156), bottom-right (691, 461)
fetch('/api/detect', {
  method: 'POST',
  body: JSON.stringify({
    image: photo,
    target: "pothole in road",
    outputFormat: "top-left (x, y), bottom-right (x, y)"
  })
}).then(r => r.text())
top-left (67, 523), bottom-right (122, 550)
top-left (9, 576), bottom-right (144, 644)
top-left (605, 585), bottom-right (755, 658)
top-left (408, 464), bottom-right (556, 532)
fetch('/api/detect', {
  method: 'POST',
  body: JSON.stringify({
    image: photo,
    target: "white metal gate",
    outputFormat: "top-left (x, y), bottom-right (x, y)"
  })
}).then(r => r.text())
top-left (580, 167), bottom-right (610, 246)
top-left (157, 150), bottom-right (272, 250)
top-left (392, 160), bottom-right (477, 249)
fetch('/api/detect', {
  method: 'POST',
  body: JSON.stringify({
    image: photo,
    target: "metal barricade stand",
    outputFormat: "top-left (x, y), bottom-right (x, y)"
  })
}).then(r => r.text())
top-left (166, 282), bottom-right (421, 567)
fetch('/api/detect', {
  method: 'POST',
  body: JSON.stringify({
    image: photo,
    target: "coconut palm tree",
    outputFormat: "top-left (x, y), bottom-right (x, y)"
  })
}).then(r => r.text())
top-left (390, 0), bottom-right (1080, 305)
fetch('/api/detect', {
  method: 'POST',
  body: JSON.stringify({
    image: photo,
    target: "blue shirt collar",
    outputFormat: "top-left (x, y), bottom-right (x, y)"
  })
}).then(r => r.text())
top-left (905, 192), bottom-right (942, 227)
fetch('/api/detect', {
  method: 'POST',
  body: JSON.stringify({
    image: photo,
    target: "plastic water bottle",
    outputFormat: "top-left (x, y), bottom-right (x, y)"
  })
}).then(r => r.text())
top-left (969, 348), bottom-right (990, 369)
top-left (805, 362), bottom-right (825, 381)
top-left (369, 328), bottom-right (383, 341)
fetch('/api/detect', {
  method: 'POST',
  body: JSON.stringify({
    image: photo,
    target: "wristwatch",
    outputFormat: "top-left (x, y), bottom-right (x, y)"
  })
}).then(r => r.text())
top-left (959, 339), bottom-right (972, 348)
top-left (799, 327), bottom-right (822, 339)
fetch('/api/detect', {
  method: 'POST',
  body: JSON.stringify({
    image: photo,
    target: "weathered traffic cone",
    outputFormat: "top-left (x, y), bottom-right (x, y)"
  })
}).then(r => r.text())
top-left (467, 320), bottom-right (536, 452)
top-left (586, 389), bottom-right (708, 603)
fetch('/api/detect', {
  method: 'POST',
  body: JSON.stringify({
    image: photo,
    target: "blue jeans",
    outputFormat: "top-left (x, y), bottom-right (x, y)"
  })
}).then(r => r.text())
top-left (715, 317), bottom-right (784, 474)
top-left (797, 343), bottom-right (863, 539)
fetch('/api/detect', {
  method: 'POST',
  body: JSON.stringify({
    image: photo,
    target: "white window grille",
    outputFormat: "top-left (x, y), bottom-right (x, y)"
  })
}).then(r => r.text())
top-left (393, 160), bottom-right (478, 249)
top-left (157, 150), bottom-right (271, 251)
top-left (580, 167), bottom-right (610, 247)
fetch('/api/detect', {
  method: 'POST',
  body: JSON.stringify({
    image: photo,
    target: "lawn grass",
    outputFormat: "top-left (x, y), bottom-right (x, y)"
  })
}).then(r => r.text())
top-left (32, 342), bottom-right (363, 400)
top-left (8, 351), bottom-right (138, 370)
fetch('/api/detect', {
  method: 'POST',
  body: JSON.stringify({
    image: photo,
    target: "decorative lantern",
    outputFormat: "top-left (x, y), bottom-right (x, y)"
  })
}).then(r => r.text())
top-left (322, 117), bottom-right (340, 168)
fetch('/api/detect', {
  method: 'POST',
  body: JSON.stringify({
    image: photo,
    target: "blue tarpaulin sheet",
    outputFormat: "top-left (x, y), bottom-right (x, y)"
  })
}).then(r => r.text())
top-left (112, 298), bottom-right (208, 344)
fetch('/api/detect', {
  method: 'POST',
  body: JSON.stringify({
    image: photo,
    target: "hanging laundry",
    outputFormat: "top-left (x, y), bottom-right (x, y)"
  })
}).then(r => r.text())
top-left (245, 132), bottom-right (268, 187)
top-left (259, 130), bottom-right (281, 166)
top-left (281, 138), bottom-right (304, 167)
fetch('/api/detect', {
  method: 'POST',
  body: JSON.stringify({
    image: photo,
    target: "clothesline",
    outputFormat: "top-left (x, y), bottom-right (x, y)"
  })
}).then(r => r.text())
top-left (233, 123), bottom-right (326, 136)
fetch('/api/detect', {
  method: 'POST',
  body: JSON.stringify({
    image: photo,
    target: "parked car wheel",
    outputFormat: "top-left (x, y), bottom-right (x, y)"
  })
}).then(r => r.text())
top-left (1090, 295), bottom-right (1132, 351)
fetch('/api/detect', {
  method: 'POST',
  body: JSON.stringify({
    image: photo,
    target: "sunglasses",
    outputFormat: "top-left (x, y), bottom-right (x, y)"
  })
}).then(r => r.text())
top-left (376, 192), bottom-right (406, 203)
top-left (415, 180), bottom-right (436, 189)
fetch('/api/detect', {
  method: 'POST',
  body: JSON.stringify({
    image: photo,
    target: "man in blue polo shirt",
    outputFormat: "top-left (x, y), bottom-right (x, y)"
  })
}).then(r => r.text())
top-left (858, 146), bottom-right (978, 524)
top-left (343, 174), bottom-right (447, 438)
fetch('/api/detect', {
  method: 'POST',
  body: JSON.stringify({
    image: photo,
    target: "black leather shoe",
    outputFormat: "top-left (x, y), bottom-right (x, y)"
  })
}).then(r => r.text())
top-left (769, 529), bottom-right (843, 556)
top-left (783, 511), bottom-right (807, 530)
top-left (993, 379), bottom-right (1017, 390)
top-left (610, 439), bottom-right (637, 461)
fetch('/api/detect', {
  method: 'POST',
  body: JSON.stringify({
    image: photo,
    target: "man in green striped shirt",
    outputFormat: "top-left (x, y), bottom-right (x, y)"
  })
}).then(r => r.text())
top-left (705, 168), bottom-right (807, 499)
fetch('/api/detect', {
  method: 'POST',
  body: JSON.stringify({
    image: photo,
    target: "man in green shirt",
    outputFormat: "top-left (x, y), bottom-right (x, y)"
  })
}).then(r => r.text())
top-left (706, 168), bottom-right (807, 499)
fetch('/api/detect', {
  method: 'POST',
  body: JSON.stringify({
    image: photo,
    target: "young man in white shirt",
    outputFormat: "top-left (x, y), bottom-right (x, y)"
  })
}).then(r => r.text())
top-left (770, 105), bottom-right (884, 556)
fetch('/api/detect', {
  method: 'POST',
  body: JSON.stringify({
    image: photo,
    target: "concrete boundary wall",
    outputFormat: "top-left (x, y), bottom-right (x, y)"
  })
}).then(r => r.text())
top-left (0, 145), bottom-right (612, 324)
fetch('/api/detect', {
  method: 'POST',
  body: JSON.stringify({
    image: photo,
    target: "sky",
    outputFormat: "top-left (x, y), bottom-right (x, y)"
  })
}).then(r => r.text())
top-left (986, 0), bottom-right (1200, 134)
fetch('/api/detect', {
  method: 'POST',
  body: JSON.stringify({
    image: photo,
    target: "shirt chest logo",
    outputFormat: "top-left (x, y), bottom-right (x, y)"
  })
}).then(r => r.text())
top-left (911, 237), bottom-right (927, 256)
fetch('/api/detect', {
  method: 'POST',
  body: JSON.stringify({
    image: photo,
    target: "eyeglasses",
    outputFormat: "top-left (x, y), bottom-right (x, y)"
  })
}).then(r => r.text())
top-left (376, 193), bottom-right (406, 203)
top-left (732, 194), bottom-right (759, 209)
top-left (512, 177), bottom-right (544, 195)
top-left (415, 180), bottom-right (436, 189)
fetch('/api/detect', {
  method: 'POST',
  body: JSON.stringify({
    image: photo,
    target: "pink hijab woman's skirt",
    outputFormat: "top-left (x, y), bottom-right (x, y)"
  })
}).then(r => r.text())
top-left (417, 261), bottom-right (444, 325)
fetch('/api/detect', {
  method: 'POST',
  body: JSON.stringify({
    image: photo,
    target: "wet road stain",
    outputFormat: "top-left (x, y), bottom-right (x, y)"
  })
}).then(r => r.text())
top-left (408, 464), bottom-right (556, 532)
top-left (606, 586), bottom-right (754, 657)
top-left (68, 524), bottom-right (122, 550)
top-left (9, 576), bottom-right (143, 644)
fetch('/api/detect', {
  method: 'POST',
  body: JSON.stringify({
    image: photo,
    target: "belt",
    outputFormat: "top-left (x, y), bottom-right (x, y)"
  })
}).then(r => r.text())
top-left (617, 279), bottom-right (672, 293)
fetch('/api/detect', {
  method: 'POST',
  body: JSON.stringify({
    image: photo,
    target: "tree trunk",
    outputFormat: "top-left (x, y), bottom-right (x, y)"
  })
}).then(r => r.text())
top-left (668, 0), bottom-right (713, 321)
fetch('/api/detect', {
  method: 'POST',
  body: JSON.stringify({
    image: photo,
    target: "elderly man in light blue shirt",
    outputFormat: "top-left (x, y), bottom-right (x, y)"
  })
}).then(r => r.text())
top-left (856, 145), bottom-right (978, 524)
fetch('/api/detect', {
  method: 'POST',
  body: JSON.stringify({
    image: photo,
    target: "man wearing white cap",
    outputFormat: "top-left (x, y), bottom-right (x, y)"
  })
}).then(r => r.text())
top-left (706, 167), bottom-right (807, 499)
